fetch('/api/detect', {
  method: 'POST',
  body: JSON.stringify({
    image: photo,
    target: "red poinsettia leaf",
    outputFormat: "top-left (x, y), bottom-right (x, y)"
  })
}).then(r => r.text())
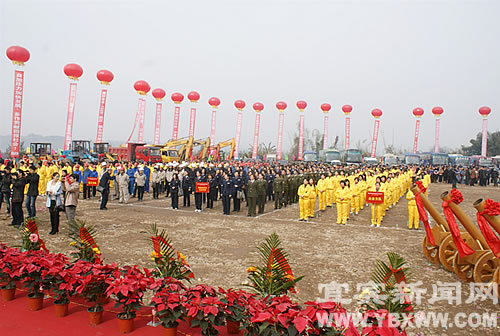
top-left (293, 316), bottom-right (308, 334)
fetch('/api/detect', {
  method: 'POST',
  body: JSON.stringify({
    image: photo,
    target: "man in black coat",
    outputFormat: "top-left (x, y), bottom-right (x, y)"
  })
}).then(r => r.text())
top-left (25, 165), bottom-right (39, 218)
top-left (98, 167), bottom-right (115, 210)
top-left (10, 171), bottom-right (27, 227)
top-left (0, 169), bottom-right (11, 215)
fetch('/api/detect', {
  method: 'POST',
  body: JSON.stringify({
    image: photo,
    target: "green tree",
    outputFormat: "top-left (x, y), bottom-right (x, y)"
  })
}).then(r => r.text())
top-left (461, 131), bottom-right (500, 156)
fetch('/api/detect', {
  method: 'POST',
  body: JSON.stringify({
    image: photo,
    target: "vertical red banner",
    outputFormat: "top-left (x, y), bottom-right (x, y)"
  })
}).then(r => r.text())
top-left (189, 107), bottom-right (197, 138)
top-left (481, 118), bottom-right (488, 157)
top-left (127, 107), bottom-right (140, 143)
top-left (434, 118), bottom-right (440, 153)
top-left (298, 114), bottom-right (305, 161)
top-left (371, 119), bottom-right (380, 158)
top-left (252, 113), bottom-right (261, 159)
top-left (172, 106), bottom-right (181, 140)
top-left (95, 88), bottom-right (108, 143)
top-left (345, 115), bottom-right (350, 149)
top-left (10, 70), bottom-right (24, 158)
top-left (153, 102), bottom-right (162, 145)
top-left (323, 114), bottom-right (329, 150)
top-left (234, 111), bottom-right (243, 160)
top-left (276, 112), bottom-right (284, 161)
top-left (63, 82), bottom-right (78, 151)
top-left (209, 110), bottom-right (217, 155)
top-left (413, 119), bottom-right (421, 154)
top-left (137, 98), bottom-right (146, 143)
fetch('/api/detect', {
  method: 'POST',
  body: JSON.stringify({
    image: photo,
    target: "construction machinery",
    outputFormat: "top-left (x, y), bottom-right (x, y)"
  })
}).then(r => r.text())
top-left (26, 143), bottom-right (54, 162)
top-left (193, 138), bottom-right (211, 161)
top-left (60, 140), bottom-right (98, 164)
top-left (93, 142), bottom-right (118, 162)
top-left (212, 139), bottom-right (235, 162)
top-left (109, 143), bottom-right (162, 163)
top-left (152, 137), bottom-right (192, 163)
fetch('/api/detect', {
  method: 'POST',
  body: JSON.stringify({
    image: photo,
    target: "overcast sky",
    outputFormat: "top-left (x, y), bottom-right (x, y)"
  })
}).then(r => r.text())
top-left (1, 0), bottom-right (499, 155)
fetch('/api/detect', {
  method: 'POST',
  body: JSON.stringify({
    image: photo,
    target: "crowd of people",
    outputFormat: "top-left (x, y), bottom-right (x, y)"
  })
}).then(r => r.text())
top-left (0, 156), bottom-right (497, 236)
top-left (429, 165), bottom-right (499, 187)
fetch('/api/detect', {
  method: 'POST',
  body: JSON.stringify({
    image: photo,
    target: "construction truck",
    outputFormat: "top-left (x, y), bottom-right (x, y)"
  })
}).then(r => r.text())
top-left (93, 142), bottom-right (118, 162)
top-left (109, 143), bottom-right (162, 163)
top-left (151, 137), bottom-right (191, 163)
top-left (212, 139), bottom-right (235, 162)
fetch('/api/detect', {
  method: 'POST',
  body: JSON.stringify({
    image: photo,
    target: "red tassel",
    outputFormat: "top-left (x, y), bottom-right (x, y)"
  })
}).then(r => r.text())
top-left (476, 213), bottom-right (500, 257)
top-left (442, 201), bottom-right (475, 257)
top-left (414, 193), bottom-right (435, 246)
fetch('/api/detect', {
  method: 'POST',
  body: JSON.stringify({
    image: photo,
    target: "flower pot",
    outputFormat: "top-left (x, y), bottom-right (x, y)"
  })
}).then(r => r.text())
top-left (117, 315), bottom-right (134, 334)
top-left (54, 300), bottom-right (69, 317)
top-left (0, 286), bottom-right (16, 301)
top-left (163, 325), bottom-right (178, 336)
top-left (27, 293), bottom-right (44, 311)
top-left (226, 320), bottom-right (241, 334)
top-left (88, 307), bottom-right (104, 326)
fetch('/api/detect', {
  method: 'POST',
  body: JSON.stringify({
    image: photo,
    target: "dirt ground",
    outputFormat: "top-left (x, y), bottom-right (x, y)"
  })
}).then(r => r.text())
top-left (1, 183), bottom-right (499, 335)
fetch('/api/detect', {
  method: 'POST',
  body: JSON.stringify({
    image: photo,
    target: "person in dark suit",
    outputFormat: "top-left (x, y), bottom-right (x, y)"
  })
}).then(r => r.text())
top-left (193, 171), bottom-right (204, 212)
top-left (232, 171), bottom-right (243, 212)
top-left (98, 167), bottom-right (115, 210)
top-left (25, 165), bottom-right (39, 218)
top-left (182, 171), bottom-right (193, 207)
top-left (207, 174), bottom-right (217, 209)
top-left (10, 171), bottom-right (28, 227)
top-left (220, 173), bottom-right (234, 215)
top-left (169, 173), bottom-right (180, 209)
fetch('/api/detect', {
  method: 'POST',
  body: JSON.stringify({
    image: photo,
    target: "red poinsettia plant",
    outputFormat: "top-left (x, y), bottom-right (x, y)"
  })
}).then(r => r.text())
top-left (218, 288), bottom-right (255, 323)
top-left (41, 253), bottom-right (79, 304)
top-left (360, 309), bottom-right (408, 336)
top-left (105, 265), bottom-right (154, 319)
top-left (0, 245), bottom-right (24, 289)
top-left (75, 261), bottom-right (117, 312)
top-left (17, 250), bottom-right (53, 298)
top-left (301, 301), bottom-right (352, 335)
top-left (183, 284), bottom-right (225, 335)
top-left (150, 277), bottom-right (187, 328)
top-left (243, 295), bottom-right (309, 336)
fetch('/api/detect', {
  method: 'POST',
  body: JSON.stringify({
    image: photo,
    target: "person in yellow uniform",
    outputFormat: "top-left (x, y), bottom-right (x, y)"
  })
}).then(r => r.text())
top-left (307, 178), bottom-right (317, 219)
top-left (370, 182), bottom-right (383, 227)
top-left (358, 174), bottom-right (367, 210)
top-left (344, 179), bottom-right (353, 220)
top-left (325, 172), bottom-right (334, 207)
top-left (316, 174), bottom-right (327, 212)
top-left (297, 179), bottom-right (310, 221)
top-left (335, 180), bottom-right (350, 225)
top-left (351, 177), bottom-right (361, 215)
top-left (406, 187), bottom-right (419, 230)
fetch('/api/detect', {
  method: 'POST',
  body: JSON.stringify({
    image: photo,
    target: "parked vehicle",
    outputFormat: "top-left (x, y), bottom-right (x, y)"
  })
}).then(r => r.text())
top-left (109, 143), bottom-right (162, 163)
top-left (403, 153), bottom-right (421, 165)
top-left (303, 150), bottom-right (319, 162)
top-left (419, 152), bottom-right (448, 165)
top-left (60, 140), bottom-right (98, 164)
top-left (448, 154), bottom-right (471, 167)
top-left (340, 149), bottom-right (363, 165)
top-left (363, 157), bottom-right (378, 166)
top-left (319, 149), bottom-right (341, 165)
top-left (382, 154), bottom-right (399, 166)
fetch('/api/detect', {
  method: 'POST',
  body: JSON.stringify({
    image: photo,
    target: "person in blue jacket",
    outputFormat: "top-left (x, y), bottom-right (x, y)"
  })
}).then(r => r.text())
top-left (126, 164), bottom-right (136, 196)
top-left (143, 164), bottom-right (151, 193)
top-left (89, 167), bottom-right (98, 197)
top-left (81, 164), bottom-right (92, 199)
top-left (232, 171), bottom-right (244, 212)
top-left (220, 173), bottom-right (234, 215)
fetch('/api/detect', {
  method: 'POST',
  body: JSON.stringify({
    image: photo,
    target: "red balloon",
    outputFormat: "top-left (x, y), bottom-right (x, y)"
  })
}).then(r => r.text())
top-left (209, 97), bottom-right (221, 108)
top-left (276, 101), bottom-right (287, 111)
top-left (188, 91), bottom-right (200, 102)
top-left (64, 63), bottom-right (83, 79)
top-left (96, 70), bottom-right (114, 84)
top-left (152, 88), bottom-right (166, 101)
top-left (171, 92), bottom-right (184, 104)
top-left (296, 100), bottom-right (307, 111)
top-left (479, 106), bottom-right (491, 117)
top-left (253, 102), bottom-right (264, 112)
top-left (342, 105), bottom-right (353, 113)
top-left (134, 80), bottom-right (150, 95)
top-left (412, 107), bottom-right (424, 117)
top-left (321, 103), bottom-right (331, 112)
top-left (432, 106), bottom-right (444, 116)
top-left (6, 46), bottom-right (30, 65)
top-left (371, 109), bottom-right (383, 118)
top-left (234, 100), bottom-right (246, 110)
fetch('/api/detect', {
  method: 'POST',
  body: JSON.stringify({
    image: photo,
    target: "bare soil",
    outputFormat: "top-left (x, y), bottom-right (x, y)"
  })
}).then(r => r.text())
top-left (1, 183), bottom-right (499, 335)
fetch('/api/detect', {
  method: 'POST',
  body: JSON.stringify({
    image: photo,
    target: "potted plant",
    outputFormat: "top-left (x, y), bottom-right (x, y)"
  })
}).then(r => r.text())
top-left (150, 278), bottom-right (187, 336)
top-left (302, 301), bottom-right (352, 335)
top-left (105, 265), bottom-right (154, 333)
top-left (218, 288), bottom-right (255, 334)
top-left (0, 246), bottom-right (23, 301)
top-left (243, 295), bottom-right (309, 336)
top-left (183, 285), bottom-right (225, 335)
top-left (17, 250), bottom-right (52, 311)
top-left (74, 261), bottom-right (117, 326)
top-left (68, 220), bottom-right (102, 264)
top-left (19, 218), bottom-right (49, 252)
top-left (42, 253), bottom-right (78, 317)
top-left (149, 224), bottom-right (194, 280)
top-left (245, 233), bottom-right (303, 297)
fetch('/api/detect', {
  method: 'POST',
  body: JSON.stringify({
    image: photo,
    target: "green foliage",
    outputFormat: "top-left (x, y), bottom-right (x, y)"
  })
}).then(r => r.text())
top-left (68, 219), bottom-right (101, 263)
top-left (461, 131), bottom-right (500, 156)
top-left (245, 232), bottom-right (303, 297)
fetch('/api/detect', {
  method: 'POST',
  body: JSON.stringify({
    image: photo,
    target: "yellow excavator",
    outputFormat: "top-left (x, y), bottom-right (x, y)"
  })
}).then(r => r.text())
top-left (192, 138), bottom-right (211, 161)
top-left (151, 137), bottom-right (193, 163)
top-left (213, 139), bottom-right (235, 162)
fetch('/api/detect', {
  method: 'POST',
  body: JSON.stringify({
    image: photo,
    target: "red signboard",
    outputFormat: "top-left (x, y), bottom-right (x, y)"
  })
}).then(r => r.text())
top-left (195, 182), bottom-right (209, 193)
top-left (87, 177), bottom-right (98, 186)
top-left (366, 191), bottom-right (384, 204)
